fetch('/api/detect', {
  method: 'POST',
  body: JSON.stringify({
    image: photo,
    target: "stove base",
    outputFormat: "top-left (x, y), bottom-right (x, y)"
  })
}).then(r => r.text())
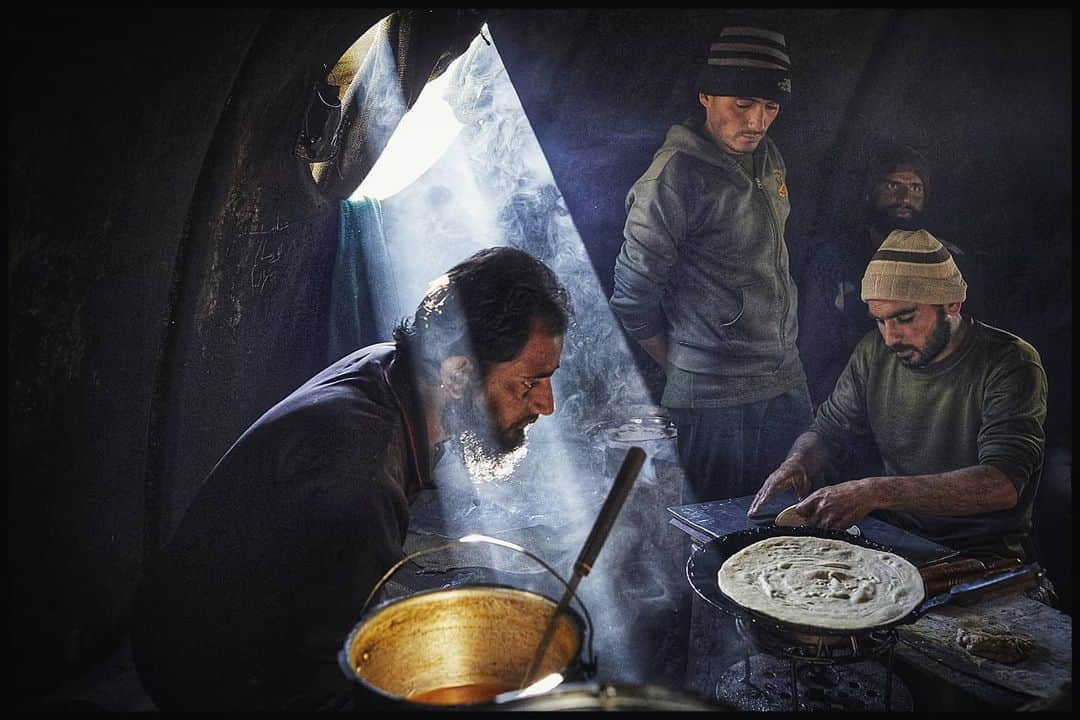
top-left (713, 654), bottom-right (914, 712)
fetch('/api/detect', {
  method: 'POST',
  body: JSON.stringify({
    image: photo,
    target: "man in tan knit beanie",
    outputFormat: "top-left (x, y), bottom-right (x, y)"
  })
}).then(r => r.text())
top-left (749, 230), bottom-right (1054, 603)
top-left (860, 228), bottom-right (968, 368)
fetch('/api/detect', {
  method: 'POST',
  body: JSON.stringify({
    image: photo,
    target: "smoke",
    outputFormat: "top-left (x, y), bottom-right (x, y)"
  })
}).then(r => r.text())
top-left (352, 27), bottom-right (692, 685)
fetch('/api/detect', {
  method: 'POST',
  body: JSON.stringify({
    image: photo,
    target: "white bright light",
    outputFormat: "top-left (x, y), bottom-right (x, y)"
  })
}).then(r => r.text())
top-left (493, 673), bottom-right (565, 704)
top-left (518, 672), bottom-right (565, 697)
top-left (458, 533), bottom-right (526, 553)
top-left (351, 62), bottom-right (465, 200)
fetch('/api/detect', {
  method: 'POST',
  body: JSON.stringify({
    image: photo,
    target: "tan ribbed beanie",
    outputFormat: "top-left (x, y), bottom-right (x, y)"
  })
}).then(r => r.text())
top-left (861, 229), bottom-right (967, 304)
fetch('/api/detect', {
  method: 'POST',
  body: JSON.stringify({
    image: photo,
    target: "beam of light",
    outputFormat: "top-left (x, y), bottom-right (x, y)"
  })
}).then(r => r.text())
top-left (351, 65), bottom-right (464, 201)
top-left (343, 24), bottom-right (685, 684)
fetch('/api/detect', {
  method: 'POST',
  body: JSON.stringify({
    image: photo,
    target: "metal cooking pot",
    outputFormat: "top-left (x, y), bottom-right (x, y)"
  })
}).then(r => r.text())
top-left (339, 535), bottom-right (595, 709)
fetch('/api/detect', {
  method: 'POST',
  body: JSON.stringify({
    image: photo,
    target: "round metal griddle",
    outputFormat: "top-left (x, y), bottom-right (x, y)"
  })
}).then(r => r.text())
top-left (687, 525), bottom-right (928, 639)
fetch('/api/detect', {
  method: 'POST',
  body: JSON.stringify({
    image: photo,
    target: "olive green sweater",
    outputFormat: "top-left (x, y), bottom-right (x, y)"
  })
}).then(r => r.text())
top-left (812, 318), bottom-right (1047, 561)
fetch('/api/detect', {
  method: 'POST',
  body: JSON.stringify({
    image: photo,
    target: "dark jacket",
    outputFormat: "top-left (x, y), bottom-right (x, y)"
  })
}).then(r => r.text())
top-left (610, 121), bottom-right (804, 405)
top-left (132, 342), bottom-right (433, 711)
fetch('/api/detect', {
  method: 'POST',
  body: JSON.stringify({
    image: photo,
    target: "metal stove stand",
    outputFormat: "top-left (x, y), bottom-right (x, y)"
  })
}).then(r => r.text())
top-left (712, 618), bottom-right (913, 712)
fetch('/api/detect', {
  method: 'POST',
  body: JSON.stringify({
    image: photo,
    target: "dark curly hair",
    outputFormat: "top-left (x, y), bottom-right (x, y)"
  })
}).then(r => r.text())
top-left (394, 247), bottom-right (572, 384)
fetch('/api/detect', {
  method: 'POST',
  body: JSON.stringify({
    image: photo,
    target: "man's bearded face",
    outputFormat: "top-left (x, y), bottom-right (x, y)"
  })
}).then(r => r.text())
top-left (870, 169), bottom-right (926, 234)
top-left (440, 329), bottom-right (561, 465)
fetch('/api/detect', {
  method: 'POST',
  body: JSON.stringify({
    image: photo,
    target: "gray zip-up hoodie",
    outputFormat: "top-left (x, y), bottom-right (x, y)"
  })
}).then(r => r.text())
top-left (611, 121), bottom-right (805, 404)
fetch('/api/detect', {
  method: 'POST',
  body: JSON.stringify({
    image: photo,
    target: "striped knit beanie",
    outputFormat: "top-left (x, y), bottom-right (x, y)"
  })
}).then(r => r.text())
top-left (861, 229), bottom-right (967, 304)
top-left (697, 26), bottom-right (792, 102)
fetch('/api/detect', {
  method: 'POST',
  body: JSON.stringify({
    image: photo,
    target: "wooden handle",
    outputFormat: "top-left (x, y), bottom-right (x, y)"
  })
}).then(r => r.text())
top-left (985, 557), bottom-right (1024, 573)
top-left (921, 558), bottom-right (985, 582)
top-left (922, 557), bottom-right (1024, 595)
top-left (574, 446), bottom-right (645, 576)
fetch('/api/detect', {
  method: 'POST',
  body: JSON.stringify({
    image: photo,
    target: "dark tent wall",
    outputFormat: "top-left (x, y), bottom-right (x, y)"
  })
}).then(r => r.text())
top-left (10, 8), bottom-right (269, 696)
top-left (148, 9), bottom-right (390, 552)
top-left (9, 7), bottom-right (1072, 703)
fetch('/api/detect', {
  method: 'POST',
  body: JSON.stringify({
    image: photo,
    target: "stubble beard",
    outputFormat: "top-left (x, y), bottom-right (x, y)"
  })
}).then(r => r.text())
top-left (869, 206), bottom-right (923, 236)
top-left (892, 307), bottom-right (951, 368)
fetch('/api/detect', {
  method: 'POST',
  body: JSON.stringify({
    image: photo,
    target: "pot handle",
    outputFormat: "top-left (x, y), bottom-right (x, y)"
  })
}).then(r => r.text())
top-left (358, 533), bottom-right (597, 674)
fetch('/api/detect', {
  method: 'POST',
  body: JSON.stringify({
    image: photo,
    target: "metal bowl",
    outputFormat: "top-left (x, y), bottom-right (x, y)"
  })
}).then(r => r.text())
top-left (591, 413), bottom-right (677, 445)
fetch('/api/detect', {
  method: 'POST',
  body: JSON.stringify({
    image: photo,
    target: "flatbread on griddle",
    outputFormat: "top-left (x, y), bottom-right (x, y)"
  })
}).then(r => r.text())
top-left (717, 535), bottom-right (925, 631)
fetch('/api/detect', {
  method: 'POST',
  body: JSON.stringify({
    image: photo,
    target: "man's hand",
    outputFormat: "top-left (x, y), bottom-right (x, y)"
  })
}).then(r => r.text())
top-left (748, 461), bottom-right (810, 517)
top-left (794, 479), bottom-right (878, 530)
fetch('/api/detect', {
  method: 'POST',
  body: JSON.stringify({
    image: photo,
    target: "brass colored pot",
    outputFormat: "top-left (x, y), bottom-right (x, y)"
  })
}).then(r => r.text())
top-left (339, 535), bottom-right (594, 708)
top-left (343, 585), bottom-right (584, 706)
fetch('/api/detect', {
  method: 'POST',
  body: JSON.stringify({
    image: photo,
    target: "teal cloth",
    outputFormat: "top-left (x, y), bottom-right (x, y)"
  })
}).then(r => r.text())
top-left (328, 197), bottom-right (403, 363)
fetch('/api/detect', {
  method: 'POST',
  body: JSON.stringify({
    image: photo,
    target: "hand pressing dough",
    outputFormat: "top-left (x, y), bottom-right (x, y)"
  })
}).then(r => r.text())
top-left (773, 504), bottom-right (861, 536)
top-left (774, 503), bottom-right (808, 527)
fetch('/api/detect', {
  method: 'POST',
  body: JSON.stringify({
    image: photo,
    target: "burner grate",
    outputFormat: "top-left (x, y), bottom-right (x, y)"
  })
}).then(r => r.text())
top-left (714, 652), bottom-right (913, 712)
top-left (702, 617), bottom-right (910, 710)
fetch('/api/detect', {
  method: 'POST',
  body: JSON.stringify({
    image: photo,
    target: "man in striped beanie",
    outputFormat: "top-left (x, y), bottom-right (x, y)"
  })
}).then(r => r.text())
top-left (750, 229), bottom-right (1053, 596)
top-left (696, 25), bottom-right (792, 154)
top-left (611, 21), bottom-right (812, 686)
top-left (611, 23), bottom-right (812, 508)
